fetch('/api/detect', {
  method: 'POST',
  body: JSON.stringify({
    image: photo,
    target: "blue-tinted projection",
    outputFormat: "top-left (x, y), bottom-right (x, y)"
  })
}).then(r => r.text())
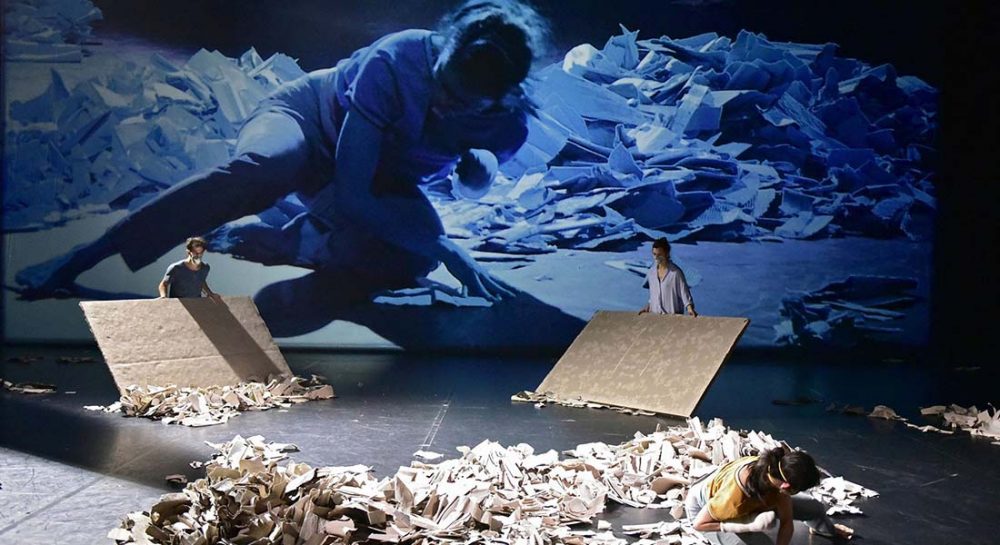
top-left (2, 1), bottom-right (937, 350)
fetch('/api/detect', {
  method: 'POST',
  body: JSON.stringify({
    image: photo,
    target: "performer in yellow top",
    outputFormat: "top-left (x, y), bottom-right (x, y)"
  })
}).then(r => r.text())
top-left (685, 447), bottom-right (854, 544)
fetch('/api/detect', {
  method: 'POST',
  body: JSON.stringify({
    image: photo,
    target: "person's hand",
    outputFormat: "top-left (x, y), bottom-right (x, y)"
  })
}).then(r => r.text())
top-left (208, 293), bottom-right (223, 303)
top-left (439, 239), bottom-right (514, 302)
top-left (720, 511), bottom-right (777, 533)
top-left (290, 213), bottom-right (335, 267)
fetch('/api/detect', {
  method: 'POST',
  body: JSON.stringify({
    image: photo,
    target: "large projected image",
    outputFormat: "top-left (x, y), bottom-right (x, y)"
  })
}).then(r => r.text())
top-left (2, 1), bottom-right (937, 350)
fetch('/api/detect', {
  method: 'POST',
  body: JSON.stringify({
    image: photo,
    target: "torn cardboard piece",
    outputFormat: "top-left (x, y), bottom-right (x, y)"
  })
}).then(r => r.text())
top-left (80, 296), bottom-right (292, 392)
top-left (1, 379), bottom-right (57, 394)
top-left (536, 311), bottom-right (748, 416)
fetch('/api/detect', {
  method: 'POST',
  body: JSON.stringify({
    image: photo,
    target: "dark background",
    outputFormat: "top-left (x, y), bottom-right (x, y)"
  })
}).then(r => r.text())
top-left (94, 0), bottom-right (947, 85)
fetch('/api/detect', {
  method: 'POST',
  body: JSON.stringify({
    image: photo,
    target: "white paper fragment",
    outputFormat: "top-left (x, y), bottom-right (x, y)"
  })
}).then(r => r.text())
top-left (413, 450), bottom-right (445, 461)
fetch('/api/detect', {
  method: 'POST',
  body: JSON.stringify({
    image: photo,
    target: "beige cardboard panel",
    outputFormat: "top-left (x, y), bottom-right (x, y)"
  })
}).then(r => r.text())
top-left (537, 311), bottom-right (748, 417)
top-left (110, 357), bottom-right (242, 389)
top-left (80, 297), bottom-right (280, 363)
top-left (80, 296), bottom-right (291, 391)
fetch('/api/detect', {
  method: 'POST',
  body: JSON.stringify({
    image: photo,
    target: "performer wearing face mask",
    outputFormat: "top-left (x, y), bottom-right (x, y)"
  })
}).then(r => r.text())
top-left (639, 237), bottom-right (697, 316)
top-left (158, 237), bottom-right (222, 301)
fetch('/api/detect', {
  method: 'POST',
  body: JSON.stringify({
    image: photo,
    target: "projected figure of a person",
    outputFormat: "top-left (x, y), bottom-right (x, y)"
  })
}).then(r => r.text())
top-left (17, 0), bottom-right (547, 302)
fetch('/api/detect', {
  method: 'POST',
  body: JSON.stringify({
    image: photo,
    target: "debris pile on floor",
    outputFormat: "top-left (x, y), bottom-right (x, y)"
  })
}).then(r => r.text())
top-left (84, 375), bottom-right (334, 427)
top-left (3, 0), bottom-right (103, 63)
top-left (109, 418), bottom-right (876, 545)
top-left (775, 275), bottom-right (919, 346)
top-left (512, 390), bottom-right (656, 416)
top-left (6, 25), bottom-right (938, 257)
top-left (921, 404), bottom-right (1000, 444)
top-left (4, 44), bottom-right (305, 231)
top-left (434, 28), bottom-right (938, 255)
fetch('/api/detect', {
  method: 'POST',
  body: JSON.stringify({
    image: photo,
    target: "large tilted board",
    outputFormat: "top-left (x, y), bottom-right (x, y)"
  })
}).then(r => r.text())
top-left (80, 297), bottom-right (291, 392)
top-left (537, 311), bottom-right (749, 417)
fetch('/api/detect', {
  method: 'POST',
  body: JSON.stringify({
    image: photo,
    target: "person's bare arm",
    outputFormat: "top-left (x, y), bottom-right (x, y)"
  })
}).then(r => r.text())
top-left (692, 504), bottom-right (723, 532)
top-left (158, 280), bottom-right (169, 298)
top-left (202, 281), bottom-right (222, 302)
top-left (774, 495), bottom-right (794, 545)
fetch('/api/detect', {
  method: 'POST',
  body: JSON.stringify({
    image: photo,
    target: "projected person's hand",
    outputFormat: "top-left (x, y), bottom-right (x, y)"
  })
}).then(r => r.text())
top-left (286, 212), bottom-right (334, 267)
top-left (439, 238), bottom-right (514, 302)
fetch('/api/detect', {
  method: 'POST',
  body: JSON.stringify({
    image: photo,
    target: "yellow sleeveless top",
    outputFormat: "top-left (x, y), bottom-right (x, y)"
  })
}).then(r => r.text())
top-left (706, 456), bottom-right (782, 521)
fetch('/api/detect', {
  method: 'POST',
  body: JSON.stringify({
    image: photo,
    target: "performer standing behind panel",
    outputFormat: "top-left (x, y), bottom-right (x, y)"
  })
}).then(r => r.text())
top-left (685, 448), bottom-right (854, 544)
top-left (17, 0), bottom-right (549, 303)
top-left (158, 237), bottom-right (222, 301)
top-left (640, 238), bottom-right (697, 316)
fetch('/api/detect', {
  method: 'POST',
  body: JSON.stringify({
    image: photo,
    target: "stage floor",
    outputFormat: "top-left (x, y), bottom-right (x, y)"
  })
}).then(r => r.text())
top-left (1, 345), bottom-right (996, 544)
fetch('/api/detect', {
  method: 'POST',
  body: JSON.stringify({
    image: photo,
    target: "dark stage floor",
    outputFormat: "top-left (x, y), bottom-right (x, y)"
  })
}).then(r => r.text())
top-left (1, 345), bottom-right (997, 544)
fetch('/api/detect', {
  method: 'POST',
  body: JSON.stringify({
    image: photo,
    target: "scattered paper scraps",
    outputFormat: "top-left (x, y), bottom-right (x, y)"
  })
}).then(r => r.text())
top-left (4, 0), bottom-right (103, 63)
top-left (512, 390), bottom-right (657, 416)
top-left (810, 476), bottom-right (879, 517)
top-left (57, 356), bottom-right (97, 364)
top-left (867, 405), bottom-right (905, 421)
top-left (5, 355), bottom-right (43, 364)
top-left (84, 375), bottom-right (334, 427)
top-left (2, 379), bottom-right (57, 394)
top-left (903, 423), bottom-right (953, 435)
top-left (922, 404), bottom-right (1000, 442)
top-left (825, 403), bottom-right (997, 443)
top-left (5, 40), bottom-right (306, 231)
top-left (110, 418), bottom-right (876, 545)
top-left (775, 275), bottom-right (919, 348)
